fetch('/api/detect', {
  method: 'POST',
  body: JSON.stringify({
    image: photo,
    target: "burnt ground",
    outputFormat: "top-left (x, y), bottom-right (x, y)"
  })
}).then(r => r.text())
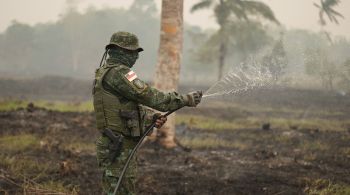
top-left (0, 88), bottom-right (350, 194)
top-left (138, 128), bottom-right (350, 195)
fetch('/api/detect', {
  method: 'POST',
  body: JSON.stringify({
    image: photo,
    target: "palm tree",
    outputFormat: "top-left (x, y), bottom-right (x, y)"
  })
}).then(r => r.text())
top-left (191, 0), bottom-right (279, 80)
top-left (313, 0), bottom-right (344, 25)
top-left (153, 0), bottom-right (183, 148)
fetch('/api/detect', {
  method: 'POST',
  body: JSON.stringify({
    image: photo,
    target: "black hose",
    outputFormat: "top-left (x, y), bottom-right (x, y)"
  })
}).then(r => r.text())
top-left (112, 107), bottom-right (183, 195)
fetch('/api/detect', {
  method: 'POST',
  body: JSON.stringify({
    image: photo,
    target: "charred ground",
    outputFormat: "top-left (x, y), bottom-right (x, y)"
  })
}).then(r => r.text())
top-left (0, 88), bottom-right (350, 195)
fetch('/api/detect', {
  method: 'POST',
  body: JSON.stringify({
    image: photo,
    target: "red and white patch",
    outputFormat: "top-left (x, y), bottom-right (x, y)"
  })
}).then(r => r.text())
top-left (125, 70), bottom-right (137, 82)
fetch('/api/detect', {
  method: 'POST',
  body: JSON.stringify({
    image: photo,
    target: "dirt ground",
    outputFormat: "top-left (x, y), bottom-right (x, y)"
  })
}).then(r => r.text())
top-left (0, 88), bottom-right (350, 195)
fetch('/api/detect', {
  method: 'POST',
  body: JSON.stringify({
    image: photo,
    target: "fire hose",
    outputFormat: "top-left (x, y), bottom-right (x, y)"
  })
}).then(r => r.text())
top-left (112, 106), bottom-right (184, 195)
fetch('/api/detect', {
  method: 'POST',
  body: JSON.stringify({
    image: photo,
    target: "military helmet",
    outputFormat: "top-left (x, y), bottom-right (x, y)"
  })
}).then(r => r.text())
top-left (106, 31), bottom-right (143, 52)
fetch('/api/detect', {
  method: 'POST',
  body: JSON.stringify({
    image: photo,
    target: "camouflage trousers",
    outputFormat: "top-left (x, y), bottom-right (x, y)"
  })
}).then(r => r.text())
top-left (96, 134), bottom-right (138, 195)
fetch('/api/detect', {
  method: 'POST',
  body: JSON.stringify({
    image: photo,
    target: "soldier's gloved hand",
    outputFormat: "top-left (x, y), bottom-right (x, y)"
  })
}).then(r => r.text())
top-left (184, 91), bottom-right (203, 107)
top-left (153, 113), bottom-right (167, 129)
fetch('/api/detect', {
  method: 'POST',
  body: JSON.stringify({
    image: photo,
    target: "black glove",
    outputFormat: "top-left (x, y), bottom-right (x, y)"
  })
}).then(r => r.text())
top-left (152, 113), bottom-right (162, 121)
top-left (153, 113), bottom-right (167, 129)
top-left (146, 113), bottom-right (167, 136)
top-left (185, 91), bottom-right (203, 107)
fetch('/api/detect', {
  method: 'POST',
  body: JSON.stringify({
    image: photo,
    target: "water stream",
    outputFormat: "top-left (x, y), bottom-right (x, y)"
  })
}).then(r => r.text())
top-left (203, 60), bottom-right (274, 99)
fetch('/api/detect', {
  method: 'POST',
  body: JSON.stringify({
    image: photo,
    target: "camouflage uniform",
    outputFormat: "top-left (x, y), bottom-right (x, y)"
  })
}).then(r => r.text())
top-left (93, 32), bottom-right (190, 195)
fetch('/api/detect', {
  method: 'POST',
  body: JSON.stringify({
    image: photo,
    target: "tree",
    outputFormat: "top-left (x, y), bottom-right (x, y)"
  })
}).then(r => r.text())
top-left (0, 22), bottom-right (35, 73)
top-left (314, 0), bottom-right (344, 43)
top-left (0, 3), bottom-right (163, 79)
top-left (303, 35), bottom-right (350, 91)
top-left (314, 0), bottom-right (344, 26)
top-left (262, 35), bottom-right (288, 82)
top-left (191, 0), bottom-right (279, 80)
top-left (153, 0), bottom-right (183, 148)
top-left (130, 0), bottom-right (157, 16)
top-left (304, 47), bottom-right (338, 91)
top-left (62, 10), bottom-right (83, 73)
top-left (191, 21), bottom-right (272, 71)
top-left (340, 59), bottom-right (350, 90)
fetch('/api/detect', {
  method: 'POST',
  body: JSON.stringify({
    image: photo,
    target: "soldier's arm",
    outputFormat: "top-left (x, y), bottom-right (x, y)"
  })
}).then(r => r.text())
top-left (103, 66), bottom-right (188, 112)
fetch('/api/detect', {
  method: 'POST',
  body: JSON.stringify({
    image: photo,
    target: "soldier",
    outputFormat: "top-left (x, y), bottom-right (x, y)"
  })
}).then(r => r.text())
top-left (93, 31), bottom-right (202, 195)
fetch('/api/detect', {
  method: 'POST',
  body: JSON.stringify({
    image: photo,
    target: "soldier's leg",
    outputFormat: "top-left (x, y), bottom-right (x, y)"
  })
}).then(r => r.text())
top-left (96, 135), bottom-right (138, 195)
top-left (102, 174), bottom-right (136, 195)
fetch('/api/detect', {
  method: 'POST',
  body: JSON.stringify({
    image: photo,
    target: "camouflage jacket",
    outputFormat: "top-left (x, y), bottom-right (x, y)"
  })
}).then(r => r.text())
top-left (93, 60), bottom-right (187, 137)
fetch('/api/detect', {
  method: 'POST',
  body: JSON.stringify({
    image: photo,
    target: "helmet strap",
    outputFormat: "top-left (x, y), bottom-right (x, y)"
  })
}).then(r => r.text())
top-left (99, 49), bottom-right (109, 67)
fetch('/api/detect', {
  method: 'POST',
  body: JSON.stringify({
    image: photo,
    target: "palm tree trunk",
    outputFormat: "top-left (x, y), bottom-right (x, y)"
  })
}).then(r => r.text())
top-left (153, 0), bottom-right (183, 148)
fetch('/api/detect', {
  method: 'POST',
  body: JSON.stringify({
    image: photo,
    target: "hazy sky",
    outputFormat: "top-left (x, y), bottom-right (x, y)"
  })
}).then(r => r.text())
top-left (0, 0), bottom-right (349, 38)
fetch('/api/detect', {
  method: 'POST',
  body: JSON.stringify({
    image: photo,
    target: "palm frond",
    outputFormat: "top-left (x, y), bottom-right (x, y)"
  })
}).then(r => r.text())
top-left (323, 0), bottom-right (341, 8)
top-left (226, 1), bottom-right (248, 21)
top-left (241, 1), bottom-right (279, 24)
top-left (313, 2), bottom-right (322, 8)
top-left (315, 0), bottom-right (343, 25)
top-left (325, 10), bottom-right (335, 22)
top-left (328, 7), bottom-right (344, 18)
top-left (214, 2), bottom-right (232, 26)
top-left (191, 0), bottom-right (213, 13)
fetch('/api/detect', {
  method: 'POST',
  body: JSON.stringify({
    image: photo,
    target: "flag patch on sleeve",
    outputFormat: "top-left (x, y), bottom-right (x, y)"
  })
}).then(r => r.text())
top-left (125, 70), bottom-right (137, 82)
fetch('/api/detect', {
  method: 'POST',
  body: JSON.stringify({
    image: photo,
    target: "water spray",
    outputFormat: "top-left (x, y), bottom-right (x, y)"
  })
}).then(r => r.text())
top-left (203, 60), bottom-right (274, 99)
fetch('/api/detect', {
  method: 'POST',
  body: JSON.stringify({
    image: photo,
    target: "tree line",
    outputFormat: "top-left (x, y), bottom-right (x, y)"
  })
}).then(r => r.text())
top-left (0, 0), bottom-right (349, 91)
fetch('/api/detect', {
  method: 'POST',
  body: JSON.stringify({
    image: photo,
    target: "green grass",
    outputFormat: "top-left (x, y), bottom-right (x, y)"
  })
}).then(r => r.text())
top-left (204, 101), bottom-right (344, 117)
top-left (0, 134), bottom-right (53, 178)
top-left (0, 134), bottom-right (75, 194)
top-left (0, 134), bottom-right (40, 152)
top-left (63, 142), bottom-right (96, 154)
top-left (299, 140), bottom-right (330, 151)
top-left (0, 100), bottom-right (93, 112)
top-left (0, 155), bottom-right (53, 179)
top-left (341, 147), bottom-right (350, 157)
top-left (26, 180), bottom-right (79, 195)
top-left (305, 179), bottom-right (350, 195)
top-left (0, 99), bottom-right (27, 110)
top-left (1, 99), bottom-right (348, 132)
top-left (179, 136), bottom-right (248, 150)
top-left (176, 114), bottom-right (263, 131)
top-left (176, 114), bottom-right (350, 132)
top-left (269, 118), bottom-right (350, 132)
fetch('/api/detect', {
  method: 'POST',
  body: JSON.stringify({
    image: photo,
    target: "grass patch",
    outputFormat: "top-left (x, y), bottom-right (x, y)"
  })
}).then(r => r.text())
top-left (269, 118), bottom-right (350, 132)
top-left (301, 141), bottom-right (329, 151)
top-left (299, 140), bottom-right (330, 152)
top-left (38, 101), bottom-right (93, 112)
top-left (202, 101), bottom-right (344, 118)
top-left (24, 180), bottom-right (79, 195)
top-left (0, 155), bottom-right (53, 179)
top-left (304, 179), bottom-right (350, 195)
top-left (179, 136), bottom-right (248, 150)
top-left (0, 134), bottom-right (54, 179)
top-left (0, 100), bottom-right (93, 112)
top-left (176, 114), bottom-right (258, 131)
top-left (0, 99), bottom-right (28, 110)
top-left (176, 114), bottom-right (350, 132)
top-left (63, 142), bottom-right (96, 154)
top-left (0, 134), bottom-right (77, 194)
top-left (340, 147), bottom-right (350, 157)
top-left (0, 134), bottom-right (39, 152)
